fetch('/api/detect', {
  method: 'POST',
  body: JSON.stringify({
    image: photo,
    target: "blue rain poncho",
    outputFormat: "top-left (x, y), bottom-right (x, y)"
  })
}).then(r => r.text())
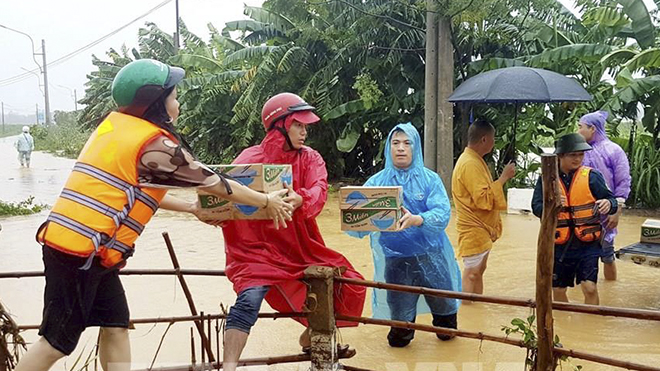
top-left (348, 123), bottom-right (461, 320)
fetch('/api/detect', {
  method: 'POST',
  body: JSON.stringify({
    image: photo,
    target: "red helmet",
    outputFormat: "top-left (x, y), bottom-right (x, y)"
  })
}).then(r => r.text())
top-left (261, 92), bottom-right (320, 131)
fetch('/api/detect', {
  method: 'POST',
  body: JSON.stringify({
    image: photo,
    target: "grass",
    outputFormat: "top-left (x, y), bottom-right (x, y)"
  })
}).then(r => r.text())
top-left (0, 196), bottom-right (48, 217)
top-left (0, 125), bottom-right (26, 138)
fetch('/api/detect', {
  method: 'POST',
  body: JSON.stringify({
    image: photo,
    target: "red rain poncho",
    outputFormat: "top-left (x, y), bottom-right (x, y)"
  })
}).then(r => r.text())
top-left (221, 127), bottom-right (366, 327)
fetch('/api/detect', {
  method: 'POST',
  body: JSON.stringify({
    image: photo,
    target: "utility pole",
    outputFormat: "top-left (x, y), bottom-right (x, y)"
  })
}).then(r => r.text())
top-left (0, 25), bottom-right (51, 125)
top-left (436, 18), bottom-right (454, 193)
top-left (424, 0), bottom-right (454, 192)
top-left (41, 39), bottom-right (51, 126)
top-left (35, 104), bottom-right (39, 125)
top-left (74, 89), bottom-right (78, 112)
top-left (1, 102), bottom-right (4, 134)
top-left (423, 0), bottom-right (438, 172)
top-left (174, 0), bottom-right (180, 49)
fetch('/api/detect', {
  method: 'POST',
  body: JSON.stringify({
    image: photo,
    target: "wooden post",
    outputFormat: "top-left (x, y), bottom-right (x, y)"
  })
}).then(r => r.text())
top-left (436, 16), bottom-right (455, 193)
top-left (0, 339), bottom-right (8, 371)
top-left (423, 0), bottom-right (439, 171)
top-left (163, 232), bottom-right (215, 362)
top-left (537, 154), bottom-right (561, 371)
top-left (303, 266), bottom-right (336, 371)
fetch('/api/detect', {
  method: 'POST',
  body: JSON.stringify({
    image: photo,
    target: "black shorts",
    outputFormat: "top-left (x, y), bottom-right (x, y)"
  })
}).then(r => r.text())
top-left (552, 246), bottom-right (599, 288)
top-left (39, 245), bottom-right (130, 355)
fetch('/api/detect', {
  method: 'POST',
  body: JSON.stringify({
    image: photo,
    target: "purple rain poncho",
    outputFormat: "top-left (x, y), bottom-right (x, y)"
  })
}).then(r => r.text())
top-left (580, 111), bottom-right (631, 243)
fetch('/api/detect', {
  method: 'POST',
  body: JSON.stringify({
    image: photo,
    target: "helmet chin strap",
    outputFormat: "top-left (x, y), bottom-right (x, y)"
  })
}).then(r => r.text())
top-left (272, 118), bottom-right (299, 152)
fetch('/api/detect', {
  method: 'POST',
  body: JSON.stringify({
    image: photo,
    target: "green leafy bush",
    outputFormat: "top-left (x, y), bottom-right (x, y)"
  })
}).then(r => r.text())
top-left (0, 196), bottom-right (47, 217)
top-left (502, 314), bottom-right (582, 371)
top-left (32, 112), bottom-right (90, 159)
top-left (629, 134), bottom-right (660, 208)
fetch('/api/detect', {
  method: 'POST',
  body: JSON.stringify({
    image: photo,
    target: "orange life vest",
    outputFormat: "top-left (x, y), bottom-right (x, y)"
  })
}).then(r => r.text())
top-left (37, 112), bottom-right (174, 269)
top-left (555, 166), bottom-right (602, 245)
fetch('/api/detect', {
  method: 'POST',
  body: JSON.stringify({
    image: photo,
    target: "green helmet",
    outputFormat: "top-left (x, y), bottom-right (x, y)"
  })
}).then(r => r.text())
top-left (554, 133), bottom-right (592, 154)
top-left (111, 59), bottom-right (185, 108)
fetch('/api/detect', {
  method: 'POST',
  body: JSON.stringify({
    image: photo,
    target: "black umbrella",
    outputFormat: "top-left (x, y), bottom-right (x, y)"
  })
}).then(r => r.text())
top-left (448, 66), bottom-right (592, 161)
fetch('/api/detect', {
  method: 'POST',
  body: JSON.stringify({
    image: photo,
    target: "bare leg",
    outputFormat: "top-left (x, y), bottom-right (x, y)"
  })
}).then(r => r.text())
top-left (223, 329), bottom-right (249, 371)
top-left (552, 287), bottom-right (569, 303)
top-left (462, 253), bottom-right (489, 296)
top-left (13, 337), bottom-right (64, 371)
top-left (98, 327), bottom-right (130, 371)
top-left (603, 261), bottom-right (617, 281)
top-left (580, 281), bottom-right (599, 305)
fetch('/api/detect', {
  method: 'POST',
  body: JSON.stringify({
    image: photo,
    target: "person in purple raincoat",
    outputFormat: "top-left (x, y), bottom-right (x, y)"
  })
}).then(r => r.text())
top-left (577, 111), bottom-right (631, 281)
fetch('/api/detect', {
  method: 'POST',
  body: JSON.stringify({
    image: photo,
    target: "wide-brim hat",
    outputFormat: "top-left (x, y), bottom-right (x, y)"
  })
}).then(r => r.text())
top-left (554, 133), bottom-right (592, 154)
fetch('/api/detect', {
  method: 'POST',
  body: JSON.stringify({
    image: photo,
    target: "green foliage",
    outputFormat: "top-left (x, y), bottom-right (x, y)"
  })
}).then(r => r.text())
top-left (529, 44), bottom-right (614, 67)
top-left (616, 0), bottom-right (656, 49)
top-left (501, 314), bottom-right (582, 371)
top-left (0, 125), bottom-right (25, 138)
top-left (629, 134), bottom-right (660, 208)
top-left (32, 112), bottom-right (90, 158)
top-left (0, 196), bottom-right (47, 216)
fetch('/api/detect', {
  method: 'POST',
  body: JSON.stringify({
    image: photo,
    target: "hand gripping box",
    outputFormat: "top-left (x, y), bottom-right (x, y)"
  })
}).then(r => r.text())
top-left (197, 164), bottom-right (292, 220)
top-left (641, 219), bottom-right (660, 245)
top-left (339, 186), bottom-right (403, 231)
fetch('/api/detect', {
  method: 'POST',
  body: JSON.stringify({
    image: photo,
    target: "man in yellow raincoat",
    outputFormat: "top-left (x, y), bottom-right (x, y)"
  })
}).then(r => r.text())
top-left (451, 120), bottom-right (515, 295)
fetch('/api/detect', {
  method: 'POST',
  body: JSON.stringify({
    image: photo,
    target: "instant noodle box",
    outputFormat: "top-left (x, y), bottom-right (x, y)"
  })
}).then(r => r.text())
top-left (197, 164), bottom-right (292, 220)
top-left (339, 186), bottom-right (403, 231)
top-left (641, 219), bottom-right (660, 245)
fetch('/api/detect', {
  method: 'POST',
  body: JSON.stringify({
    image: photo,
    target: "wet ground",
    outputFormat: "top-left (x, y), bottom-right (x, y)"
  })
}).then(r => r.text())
top-left (1, 135), bottom-right (659, 370)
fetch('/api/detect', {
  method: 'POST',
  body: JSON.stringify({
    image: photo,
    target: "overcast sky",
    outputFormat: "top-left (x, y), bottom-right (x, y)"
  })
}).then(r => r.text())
top-left (1, 0), bottom-right (655, 116)
top-left (0, 0), bottom-right (263, 115)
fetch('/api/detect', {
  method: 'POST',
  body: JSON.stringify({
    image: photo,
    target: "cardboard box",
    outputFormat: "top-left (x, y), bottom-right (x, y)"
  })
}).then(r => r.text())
top-left (208, 164), bottom-right (292, 193)
top-left (339, 186), bottom-right (403, 231)
top-left (339, 186), bottom-right (403, 210)
top-left (641, 219), bottom-right (660, 245)
top-left (197, 192), bottom-right (270, 221)
top-left (198, 163), bottom-right (292, 221)
top-left (340, 209), bottom-right (403, 231)
top-left (197, 191), bottom-right (232, 221)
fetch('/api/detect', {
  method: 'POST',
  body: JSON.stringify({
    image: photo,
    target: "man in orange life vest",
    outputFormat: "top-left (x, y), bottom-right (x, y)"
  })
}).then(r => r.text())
top-left (532, 133), bottom-right (618, 305)
top-left (14, 59), bottom-right (293, 371)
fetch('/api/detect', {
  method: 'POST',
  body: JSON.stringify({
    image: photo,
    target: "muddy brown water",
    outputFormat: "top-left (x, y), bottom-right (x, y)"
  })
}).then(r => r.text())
top-left (1, 136), bottom-right (659, 370)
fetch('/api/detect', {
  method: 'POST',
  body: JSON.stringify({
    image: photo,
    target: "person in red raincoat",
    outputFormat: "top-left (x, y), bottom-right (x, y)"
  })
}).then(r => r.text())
top-left (221, 93), bottom-right (366, 370)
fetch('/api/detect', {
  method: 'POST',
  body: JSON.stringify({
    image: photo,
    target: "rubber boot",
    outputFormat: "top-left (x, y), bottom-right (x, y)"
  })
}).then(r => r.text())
top-left (387, 326), bottom-right (415, 347)
top-left (432, 313), bottom-right (457, 341)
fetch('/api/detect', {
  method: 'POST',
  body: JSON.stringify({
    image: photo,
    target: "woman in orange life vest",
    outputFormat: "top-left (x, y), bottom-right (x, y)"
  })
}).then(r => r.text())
top-left (15, 59), bottom-right (293, 371)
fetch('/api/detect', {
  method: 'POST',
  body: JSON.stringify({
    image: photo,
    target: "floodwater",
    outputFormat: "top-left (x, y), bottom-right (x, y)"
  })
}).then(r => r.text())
top-left (1, 135), bottom-right (659, 370)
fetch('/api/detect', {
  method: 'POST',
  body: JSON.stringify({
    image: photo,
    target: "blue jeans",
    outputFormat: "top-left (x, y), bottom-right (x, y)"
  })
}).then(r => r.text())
top-left (225, 286), bottom-right (270, 334)
top-left (601, 239), bottom-right (616, 264)
top-left (384, 254), bottom-right (456, 322)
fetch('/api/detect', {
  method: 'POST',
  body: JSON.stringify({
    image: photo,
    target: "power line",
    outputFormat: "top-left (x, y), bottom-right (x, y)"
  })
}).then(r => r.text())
top-left (0, 0), bottom-right (173, 87)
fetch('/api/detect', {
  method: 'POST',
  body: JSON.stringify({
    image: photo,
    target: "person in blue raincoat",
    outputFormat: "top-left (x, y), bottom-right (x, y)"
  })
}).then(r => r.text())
top-left (348, 122), bottom-right (461, 348)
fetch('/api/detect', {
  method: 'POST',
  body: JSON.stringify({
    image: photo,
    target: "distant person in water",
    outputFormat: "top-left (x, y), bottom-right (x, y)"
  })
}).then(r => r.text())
top-left (15, 125), bottom-right (34, 168)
